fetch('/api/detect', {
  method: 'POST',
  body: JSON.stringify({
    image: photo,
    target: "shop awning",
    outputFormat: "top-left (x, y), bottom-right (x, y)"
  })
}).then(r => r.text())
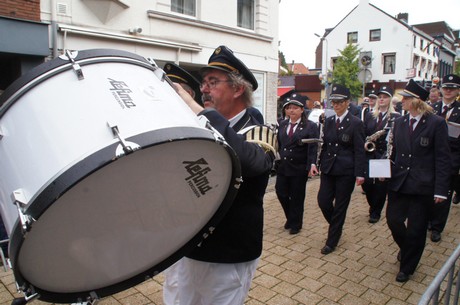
top-left (277, 86), bottom-right (295, 98)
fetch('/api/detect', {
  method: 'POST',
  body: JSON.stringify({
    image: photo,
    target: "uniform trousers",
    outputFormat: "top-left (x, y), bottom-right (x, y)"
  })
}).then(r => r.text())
top-left (317, 174), bottom-right (356, 248)
top-left (386, 191), bottom-right (430, 275)
top-left (361, 178), bottom-right (388, 219)
top-left (163, 257), bottom-right (259, 305)
top-left (429, 174), bottom-right (457, 233)
top-left (275, 174), bottom-right (308, 230)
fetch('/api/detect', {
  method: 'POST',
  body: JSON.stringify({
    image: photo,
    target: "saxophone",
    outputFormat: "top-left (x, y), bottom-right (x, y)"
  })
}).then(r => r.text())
top-left (364, 129), bottom-right (387, 152)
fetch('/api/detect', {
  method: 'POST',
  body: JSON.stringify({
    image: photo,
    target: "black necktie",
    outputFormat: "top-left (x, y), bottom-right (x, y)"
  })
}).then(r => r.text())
top-left (409, 118), bottom-right (417, 135)
top-left (441, 105), bottom-right (449, 118)
top-left (377, 113), bottom-right (383, 129)
top-left (336, 118), bottom-right (340, 130)
top-left (288, 123), bottom-right (296, 138)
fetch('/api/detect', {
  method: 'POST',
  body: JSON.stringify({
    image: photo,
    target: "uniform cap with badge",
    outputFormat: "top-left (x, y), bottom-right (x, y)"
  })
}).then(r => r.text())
top-left (377, 86), bottom-right (394, 97)
top-left (368, 89), bottom-right (378, 99)
top-left (201, 45), bottom-right (258, 91)
top-left (164, 62), bottom-right (202, 105)
top-left (441, 74), bottom-right (460, 88)
top-left (398, 79), bottom-right (429, 101)
top-left (282, 92), bottom-right (306, 108)
top-left (329, 84), bottom-right (351, 101)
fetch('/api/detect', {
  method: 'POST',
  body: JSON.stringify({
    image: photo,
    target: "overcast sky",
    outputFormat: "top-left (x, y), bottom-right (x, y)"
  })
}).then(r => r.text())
top-left (279, 0), bottom-right (460, 69)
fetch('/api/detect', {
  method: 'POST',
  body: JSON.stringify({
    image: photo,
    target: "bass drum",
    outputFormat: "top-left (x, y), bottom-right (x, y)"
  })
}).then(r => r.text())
top-left (0, 49), bottom-right (241, 303)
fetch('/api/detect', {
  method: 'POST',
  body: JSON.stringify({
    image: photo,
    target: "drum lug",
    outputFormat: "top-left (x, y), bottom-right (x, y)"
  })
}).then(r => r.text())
top-left (235, 177), bottom-right (243, 190)
top-left (107, 122), bottom-right (140, 157)
top-left (11, 189), bottom-right (34, 232)
top-left (71, 291), bottom-right (99, 305)
top-left (146, 57), bottom-right (176, 88)
top-left (13, 282), bottom-right (39, 305)
top-left (60, 50), bottom-right (84, 80)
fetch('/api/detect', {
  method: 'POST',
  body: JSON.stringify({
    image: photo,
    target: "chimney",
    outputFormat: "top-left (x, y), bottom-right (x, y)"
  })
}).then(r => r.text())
top-left (397, 13), bottom-right (408, 23)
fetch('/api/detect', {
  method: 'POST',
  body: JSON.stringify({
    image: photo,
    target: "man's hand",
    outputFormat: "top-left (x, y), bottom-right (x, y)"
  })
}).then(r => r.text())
top-left (174, 83), bottom-right (204, 114)
top-left (309, 164), bottom-right (319, 177)
top-left (356, 177), bottom-right (365, 186)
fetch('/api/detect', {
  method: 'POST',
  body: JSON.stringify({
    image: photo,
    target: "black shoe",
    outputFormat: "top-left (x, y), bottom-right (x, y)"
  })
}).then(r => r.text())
top-left (453, 193), bottom-right (459, 204)
top-left (321, 245), bottom-right (334, 255)
top-left (284, 221), bottom-right (290, 230)
top-left (397, 251), bottom-right (401, 262)
top-left (369, 216), bottom-right (380, 223)
top-left (431, 231), bottom-right (441, 242)
top-left (289, 228), bottom-right (300, 235)
top-left (396, 272), bottom-right (410, 282)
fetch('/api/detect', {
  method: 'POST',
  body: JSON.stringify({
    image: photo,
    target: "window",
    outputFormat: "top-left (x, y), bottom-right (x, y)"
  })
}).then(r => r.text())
top-left (347, 32), bottom-right (358, 43)
top-left (420, 38), bottom-right (424, 51)
top-left (369, 29), bottom-right (381, 41)
top-left (237, 0), bottom-right (254, 30)
top-left (171, 0), bottom-right (196, 16)
top-left (383, 54), bottom-right (396, 74)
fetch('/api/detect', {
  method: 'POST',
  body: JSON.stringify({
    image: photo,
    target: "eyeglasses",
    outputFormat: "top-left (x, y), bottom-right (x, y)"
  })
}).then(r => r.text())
top-left (200, 79), bottom-right (232, 90)
top-left (331, 100), bottom-right (346, 104)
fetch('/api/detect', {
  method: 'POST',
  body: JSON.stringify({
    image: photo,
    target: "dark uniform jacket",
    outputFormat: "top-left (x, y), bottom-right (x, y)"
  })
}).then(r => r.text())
top-left (388, 113), bottom-right (451, 196)
top-left (319, 112), bottom-right (366, 177)
top-left (277, 118), bottom-right (319, 176)
top-left (432, 100), bottom-right (460, 173)
top-left (187, 109), bottom-right (273, 263)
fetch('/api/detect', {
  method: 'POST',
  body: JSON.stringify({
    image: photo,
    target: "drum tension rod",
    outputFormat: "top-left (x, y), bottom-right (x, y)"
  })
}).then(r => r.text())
top-left (64, 50), bottom-right (84, 80)
top-left (11, 189), bottom-right (34, 232)
top-left (107, 122), bottom-right (134, 156)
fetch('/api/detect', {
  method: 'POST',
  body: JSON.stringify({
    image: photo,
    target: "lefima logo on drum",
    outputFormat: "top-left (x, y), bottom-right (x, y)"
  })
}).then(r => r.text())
top-left (108, 78), bottom-right (136, 109)
top-left (183, 158), bottom-right (213, 197)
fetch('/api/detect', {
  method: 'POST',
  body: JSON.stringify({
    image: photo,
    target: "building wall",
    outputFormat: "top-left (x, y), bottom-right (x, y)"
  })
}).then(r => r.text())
top-left (0, 0), bottom-right (40, 21)
top-left (324, 0), bottom-right (440, 84)
top-left (39, 0), bottom-right (279, 123)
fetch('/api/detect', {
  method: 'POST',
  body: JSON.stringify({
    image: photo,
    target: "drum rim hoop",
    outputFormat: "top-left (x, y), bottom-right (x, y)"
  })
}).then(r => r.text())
top-left (9, 128), bottom-right (241, 303)
top-left (0, 49), bottom-right (154, 118)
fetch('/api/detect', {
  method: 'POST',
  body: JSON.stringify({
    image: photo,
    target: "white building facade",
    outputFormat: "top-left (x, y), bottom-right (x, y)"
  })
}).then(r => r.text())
top-left (39, 0), bottom-right (279, 123)
top-left (319, 0), bottom-right (452, 86)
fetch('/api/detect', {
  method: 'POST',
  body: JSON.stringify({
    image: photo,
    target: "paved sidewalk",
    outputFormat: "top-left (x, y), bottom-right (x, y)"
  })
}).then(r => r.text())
top-left (0, 176), bottom-right (459, 305)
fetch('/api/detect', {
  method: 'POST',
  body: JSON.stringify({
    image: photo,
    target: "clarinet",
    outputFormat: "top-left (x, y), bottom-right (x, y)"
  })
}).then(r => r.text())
top-left (384, 117), bottom-right (395, 159)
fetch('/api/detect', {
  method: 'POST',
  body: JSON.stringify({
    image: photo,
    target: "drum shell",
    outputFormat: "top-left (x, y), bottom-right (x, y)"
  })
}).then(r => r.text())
top-left (0, 49), bottom-right (241, 303)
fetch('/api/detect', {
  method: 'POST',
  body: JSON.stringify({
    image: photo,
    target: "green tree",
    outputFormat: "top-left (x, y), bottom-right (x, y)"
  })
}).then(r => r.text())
top-left (454, 59), bottom-right (460, 76)
top-left (331, 44), bottom-right (362, 100)
top-left (278, 50), bottom-right (292, 76)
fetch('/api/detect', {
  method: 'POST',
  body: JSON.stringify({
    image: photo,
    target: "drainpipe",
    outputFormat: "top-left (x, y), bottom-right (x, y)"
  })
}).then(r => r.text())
top-left (51, 0), bottom-right (58, 57)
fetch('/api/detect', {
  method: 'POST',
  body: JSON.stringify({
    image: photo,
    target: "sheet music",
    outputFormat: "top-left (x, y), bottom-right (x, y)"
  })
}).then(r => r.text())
top-left (447, 121), bottom-right (460, 138)
top-left (369, 159), bottom-right (391, 178)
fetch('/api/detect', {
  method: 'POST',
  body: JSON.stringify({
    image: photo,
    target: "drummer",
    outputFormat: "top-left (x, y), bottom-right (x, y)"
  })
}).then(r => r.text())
top-left (163, 45), bottom-right (274, 305)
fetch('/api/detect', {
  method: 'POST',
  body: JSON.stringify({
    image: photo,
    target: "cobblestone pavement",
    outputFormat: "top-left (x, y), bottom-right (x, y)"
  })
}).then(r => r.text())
top-left (1, 176), bottom-right (459, 305)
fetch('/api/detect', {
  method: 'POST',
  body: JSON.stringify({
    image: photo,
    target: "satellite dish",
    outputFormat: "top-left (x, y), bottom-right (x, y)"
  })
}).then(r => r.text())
top-left (358, 69), bottom-right (372, 83)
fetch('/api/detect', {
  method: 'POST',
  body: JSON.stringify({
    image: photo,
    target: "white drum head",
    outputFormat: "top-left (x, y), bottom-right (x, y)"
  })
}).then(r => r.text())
top-left (12, 138), bottom-right (236, 301)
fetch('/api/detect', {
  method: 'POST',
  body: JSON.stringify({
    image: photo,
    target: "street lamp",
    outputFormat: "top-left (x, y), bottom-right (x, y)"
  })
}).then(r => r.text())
top-left (315, 33), bottom-right (330, 108)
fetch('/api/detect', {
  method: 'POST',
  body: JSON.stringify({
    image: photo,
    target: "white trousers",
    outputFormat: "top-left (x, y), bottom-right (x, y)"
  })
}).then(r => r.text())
top-left (163, 257), bottom-right (259, 305)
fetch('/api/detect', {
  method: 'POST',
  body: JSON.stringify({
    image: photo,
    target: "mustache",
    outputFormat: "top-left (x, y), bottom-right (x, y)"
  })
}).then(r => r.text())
top-left (202, 93), bottom-right (212, 103)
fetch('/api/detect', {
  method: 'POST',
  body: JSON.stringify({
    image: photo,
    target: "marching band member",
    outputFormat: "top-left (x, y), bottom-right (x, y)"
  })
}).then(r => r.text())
top-left (163, 45), bottom-right (274, 305)
top-left (362, 86), bottom-right (400, 223)
top-left (276, 93), bottom-right (319, 234)
top-left (386, 79), bottom-right (451, 282)
top-left (360, 90), bottom-right (377, 121)
top-left (428, 74), bottom-right (460, 242)
top-left (315, 84), bottom-right (365, 255)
